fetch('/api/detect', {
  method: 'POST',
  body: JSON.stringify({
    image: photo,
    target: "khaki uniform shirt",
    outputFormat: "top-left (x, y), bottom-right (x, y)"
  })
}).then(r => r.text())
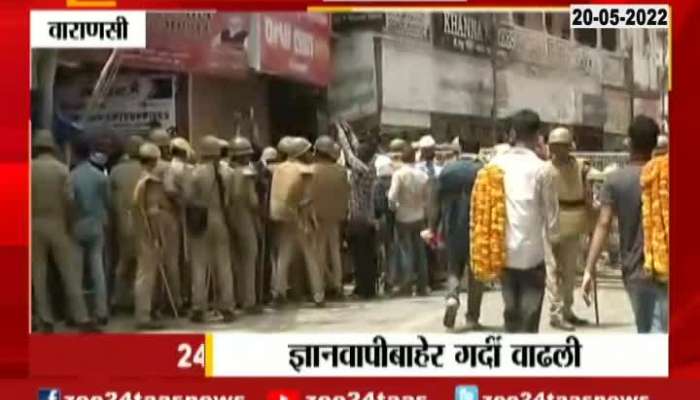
top-left (32, 154), bottom-right (72, 225)
top-left (547, 157), bottom-right (588, 237)
top-left (310, 161), bottom-right (350, 223)
top-left (269, 160), bottom-right (313, 222)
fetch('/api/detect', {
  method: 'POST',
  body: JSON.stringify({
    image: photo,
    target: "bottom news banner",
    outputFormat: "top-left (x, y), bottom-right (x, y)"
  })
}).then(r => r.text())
top-left (206, 333), bottom-right (667, 377)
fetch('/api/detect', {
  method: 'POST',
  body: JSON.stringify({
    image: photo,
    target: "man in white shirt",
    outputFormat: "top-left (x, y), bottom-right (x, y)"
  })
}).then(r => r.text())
top-left (388, 145), bottom-right (430, 296)
top-left (490, 109), bottom-right (560, 333)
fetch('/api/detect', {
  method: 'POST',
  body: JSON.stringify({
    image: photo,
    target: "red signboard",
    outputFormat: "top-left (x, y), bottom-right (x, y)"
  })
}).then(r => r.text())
top-left (120, 12), bottom-right (250, 78)
top-left (257, 12), bottom-right (331, 87)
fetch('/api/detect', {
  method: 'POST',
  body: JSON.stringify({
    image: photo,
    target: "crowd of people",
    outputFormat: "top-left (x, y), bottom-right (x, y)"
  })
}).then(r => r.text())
top-left (31, 109), bottom-right (668, 334)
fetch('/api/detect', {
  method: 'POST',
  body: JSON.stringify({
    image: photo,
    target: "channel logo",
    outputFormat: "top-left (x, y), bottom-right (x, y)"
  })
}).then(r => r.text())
top-left (38, 388), bottom-right (61, 400)
top-left (266, 389), bottom-right (301, 400)
top-left (455, 385), bottom-right (479, 400)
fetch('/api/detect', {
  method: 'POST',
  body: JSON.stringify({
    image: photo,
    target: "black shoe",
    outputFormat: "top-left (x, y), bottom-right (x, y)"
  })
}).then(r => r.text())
top-left (136, 320), bottom-right (165, 330)
top-left (550, 318), bottom-right (576, 332)
top-left (314, 301), bottom-right (325, 308)
top-left (97, 317), bottom-right (109, 326)
top-left (190, 310), bottom-right (205, 323)
top-left (443, 298), bottom-right (459, 329)
top-left (151, 309), bottom-right (164, 321)
top-left (76, 321), bottom-right (101, 333)
top-left (415, 288), bottom-right (429, 297)
top-left (565, 314), bottom-right (589, 326)
top-left (272, 296), bottom-right (287, 309)
top-left (177, 305), bottom-right (189, 317)
top-left (221, 310), bottom-right (236, 323)
top-left (244, 305), bottom-right (263, 315)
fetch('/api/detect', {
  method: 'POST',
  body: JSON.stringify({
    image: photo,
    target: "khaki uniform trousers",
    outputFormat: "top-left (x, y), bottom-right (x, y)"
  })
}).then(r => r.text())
top-left (231, 212), bottom-right (259, 309)
top-left (545, 234), bottom-right (581, 321)
top-left (134, 239), bottom-right (161, 323)
top-left (315, 220), bottom-right (343, 292)
top-left (191, 211), bottom-right (235, 313)
top-left (157, 210), bottom-right (182, 309)
top-left (32, 218), bottom-right (89, 324)
top-left (113, 209), bottom-right (137, 308)
top-left (273, 222), bottom-right (324, 303)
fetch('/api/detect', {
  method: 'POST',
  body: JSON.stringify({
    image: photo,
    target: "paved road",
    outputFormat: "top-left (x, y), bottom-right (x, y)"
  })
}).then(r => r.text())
top-left (91, 267), bottom-right (635, 334)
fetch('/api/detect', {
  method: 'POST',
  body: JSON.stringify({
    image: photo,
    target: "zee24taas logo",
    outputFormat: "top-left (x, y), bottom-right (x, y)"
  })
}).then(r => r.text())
top-left (39, 388), bottom-right (62, 400)
top-left (456, 386), bottom-right (479, 400)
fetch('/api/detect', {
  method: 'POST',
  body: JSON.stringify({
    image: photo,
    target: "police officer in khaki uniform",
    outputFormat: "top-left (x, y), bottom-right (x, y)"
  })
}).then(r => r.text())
top-left (32, 130), bottom-right (97, 333)
top-left (147, 128), bottom-right (182, 313)
top-left (132, 142), bottom-right (170, 330)
top-left (188, 135), bottom-right (236, 323)
top-left (228, 136), bottom-right (261, 312)
top-left (310, 136), bottom-right (350, 298)
top-left (276, 136), bottom-right (295, 162)
top-left (257, 146), bottom-right (279, 303)
top-left (270, 137), bottom-right (325, 306)
top-left (167, 137), bottom-right (195, 308)
top-left (545, 127), bottom-right (590, 331)
top-left (149, 128), bottom-right (172, 162)
top-left (110, 134), bottom-right (145, 310)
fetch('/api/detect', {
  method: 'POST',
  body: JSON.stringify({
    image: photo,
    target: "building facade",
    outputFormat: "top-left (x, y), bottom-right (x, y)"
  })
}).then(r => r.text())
top-left (328, 12), bottom-right (669, 150)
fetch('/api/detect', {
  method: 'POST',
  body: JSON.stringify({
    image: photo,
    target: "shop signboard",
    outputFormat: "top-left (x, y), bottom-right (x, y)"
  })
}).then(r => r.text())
top-left (55, 72), bottom-right (177, 135)
top-left (432, 12), bottom-right (492, 55)
top-left (255, 12), bottom-right (331, 87)
top-left (332, 13), bottom-right (385, 32)
top-left (119, 12), bottom-right (249, 78)
top-left (385, 12), bottom-right (431, 41)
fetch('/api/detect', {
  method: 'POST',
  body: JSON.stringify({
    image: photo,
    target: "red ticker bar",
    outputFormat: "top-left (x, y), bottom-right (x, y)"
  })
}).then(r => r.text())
top-left (30, 334), bottom-right (206, 377)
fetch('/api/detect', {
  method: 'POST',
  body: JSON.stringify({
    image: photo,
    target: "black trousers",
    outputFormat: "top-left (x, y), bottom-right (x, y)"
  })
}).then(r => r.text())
top-left (501, 264), bottom-right (546, 333)
top-left (347, 220), bottom-right (378, 298)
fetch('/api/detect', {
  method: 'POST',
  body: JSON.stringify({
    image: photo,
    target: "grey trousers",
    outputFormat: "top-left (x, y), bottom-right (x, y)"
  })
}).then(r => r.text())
top-left (501, 264), bottom-right (546, 333)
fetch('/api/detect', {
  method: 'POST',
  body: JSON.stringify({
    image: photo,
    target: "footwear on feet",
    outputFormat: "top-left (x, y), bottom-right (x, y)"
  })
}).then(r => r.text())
top-left (550, 318), bottom-right (576, 332)
top-left (135, 320), bottom-right (165, 330)
top-left (464, 318), bottom-right (482, 331)
top-left (190, 310), bottom-right (205, 323)
top-left (415, 287), bottom-right (429, 297)
top-left (443, 297), bottom-right (459, 329)
top-left (565, 314), bottom-right (589, 326)
top-left (77, 321), bottom-right (102, 333)
top-left (244, 305), bottom-right (263, 315)
top-left (221, 310), bottom-right (236, 323)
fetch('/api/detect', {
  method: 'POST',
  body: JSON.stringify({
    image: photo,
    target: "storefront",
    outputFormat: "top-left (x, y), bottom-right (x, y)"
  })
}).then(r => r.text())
top-left (248, 12), bottom-right (332, 144)
top-left (55, 13), bottom-right (255, 149)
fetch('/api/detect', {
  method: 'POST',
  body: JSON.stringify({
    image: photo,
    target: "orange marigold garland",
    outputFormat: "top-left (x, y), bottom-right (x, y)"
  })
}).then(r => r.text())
top-left (470, 165), bottom-right (507, 282)
top-left (640, 154), bottom-right (669, 282)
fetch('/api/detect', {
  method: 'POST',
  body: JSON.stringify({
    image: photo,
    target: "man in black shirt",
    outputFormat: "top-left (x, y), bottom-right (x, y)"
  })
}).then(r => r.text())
top-left (582, 115), bottom-right (667, 333)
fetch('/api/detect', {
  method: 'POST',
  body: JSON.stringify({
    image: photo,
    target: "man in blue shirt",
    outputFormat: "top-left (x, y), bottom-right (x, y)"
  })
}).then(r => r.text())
top-left (432, 137), bottom-right (484, 330)
top-left (71, 138), bottom-right (111, 325)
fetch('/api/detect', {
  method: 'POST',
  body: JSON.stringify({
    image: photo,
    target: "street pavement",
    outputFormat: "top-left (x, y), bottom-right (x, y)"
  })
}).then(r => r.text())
top-left (88, 266), bottom-right (635, 334)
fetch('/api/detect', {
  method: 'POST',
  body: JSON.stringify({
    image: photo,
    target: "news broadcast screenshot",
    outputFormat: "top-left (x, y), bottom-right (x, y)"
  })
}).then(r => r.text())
top-left (0, 0), bottom-right (693, 398)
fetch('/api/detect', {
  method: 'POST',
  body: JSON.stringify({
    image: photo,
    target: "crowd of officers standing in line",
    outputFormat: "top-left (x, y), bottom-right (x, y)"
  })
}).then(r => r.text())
top-left (31, 110), bottom-right (667, 333)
